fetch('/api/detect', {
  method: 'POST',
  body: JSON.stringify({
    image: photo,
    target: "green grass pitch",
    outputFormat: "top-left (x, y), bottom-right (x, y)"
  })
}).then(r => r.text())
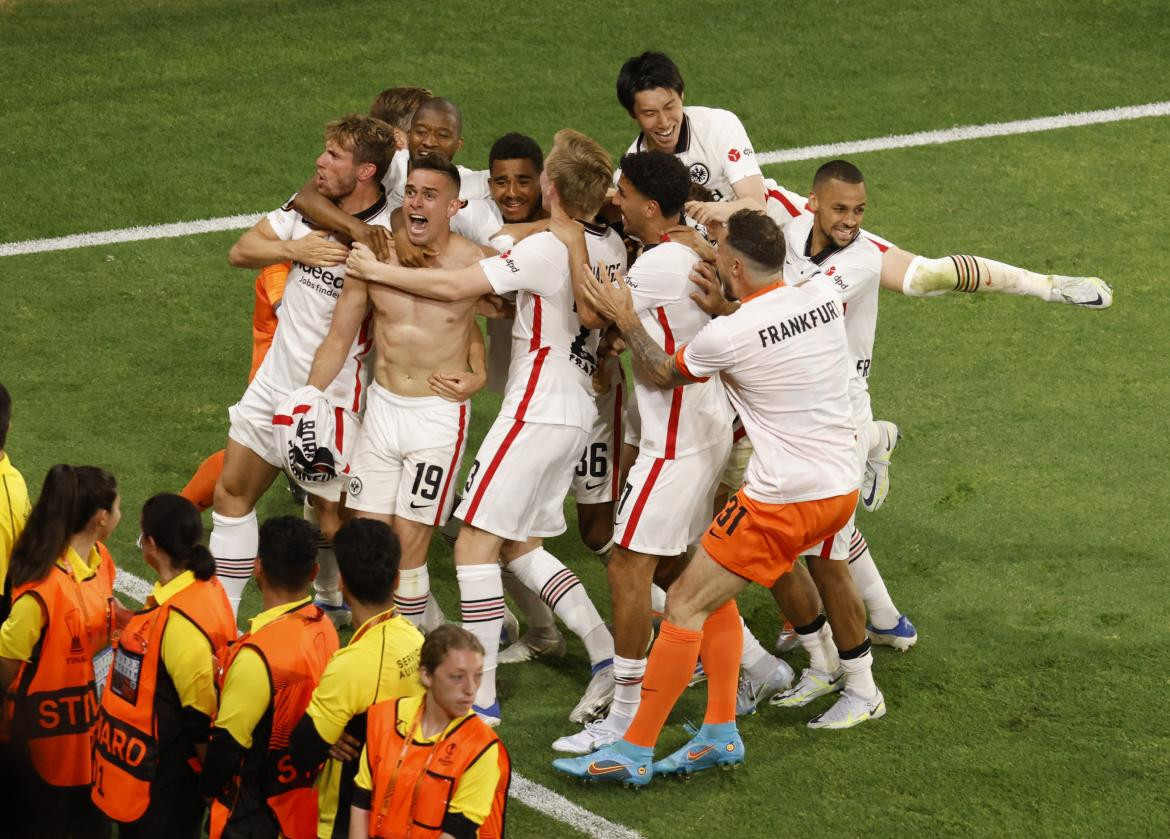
top-left (2, 0), bottom-right (1168, 835)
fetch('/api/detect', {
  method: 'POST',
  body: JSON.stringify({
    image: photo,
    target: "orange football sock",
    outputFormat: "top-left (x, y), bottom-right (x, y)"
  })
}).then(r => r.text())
top-left (700, 600), bottom-right (743, 725)
top-left (624, 621), bottom-right (702, 748)
top-left (180, 449), bottom-right (225, 512)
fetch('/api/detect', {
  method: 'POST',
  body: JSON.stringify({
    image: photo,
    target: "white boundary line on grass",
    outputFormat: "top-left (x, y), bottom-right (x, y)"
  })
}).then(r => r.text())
top-left (3, 99), bottom-right (1168, 259)
top-left (110, 569), bottom-right (644, 839)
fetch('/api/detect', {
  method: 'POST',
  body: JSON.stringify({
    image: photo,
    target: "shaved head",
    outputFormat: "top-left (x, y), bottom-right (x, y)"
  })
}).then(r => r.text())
top-left (414, 97), bottom-right (463, 136)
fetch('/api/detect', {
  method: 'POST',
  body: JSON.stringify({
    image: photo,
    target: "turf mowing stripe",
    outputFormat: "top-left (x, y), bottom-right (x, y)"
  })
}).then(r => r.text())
top-left (755, 99), bottom-right (1170, 164)
top-left (4, 99), bottom-right (1168, 259)
top-left (111, 568), bottom-right (644, 839)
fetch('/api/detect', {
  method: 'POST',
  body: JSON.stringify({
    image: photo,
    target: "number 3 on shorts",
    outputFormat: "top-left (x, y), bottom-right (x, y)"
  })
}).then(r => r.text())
top-left (712, 493), bottom-right (748, 536)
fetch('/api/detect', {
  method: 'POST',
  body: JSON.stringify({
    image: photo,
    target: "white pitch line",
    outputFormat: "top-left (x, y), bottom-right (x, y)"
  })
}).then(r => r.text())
top-left (3, 98), bottom-right (1169, 259)
top-left (756, 99), bottom-right (1170, 164)
top-left (111, 568), bottom-right (644, 839)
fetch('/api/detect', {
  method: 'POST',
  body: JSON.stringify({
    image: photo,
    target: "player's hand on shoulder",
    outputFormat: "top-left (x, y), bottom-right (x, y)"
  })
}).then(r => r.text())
top-left (690, 260), bottom-right (734, 316)
top-left (392, 226), bottom-right (432, 268)
top-left (686, 200), bottom-right (734, 227)
top-left (548, 217), bottom-right (584, 249)
top-left (428, 370), bottom-right (485, 402)
top-left (352, 222), bottom-right (394, 263)
top-left (581, 261), bottom-right (631, 324)
top-left (346, 242), bottom-right (382, 280)
top-left (291, 229), bottom-right (350, 267)
top-left (668, 227), bottom-right (716, 262)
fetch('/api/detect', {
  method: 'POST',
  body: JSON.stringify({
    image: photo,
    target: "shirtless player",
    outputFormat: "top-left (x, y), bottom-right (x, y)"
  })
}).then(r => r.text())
top-left (307, 154), bottom-right (489, 631)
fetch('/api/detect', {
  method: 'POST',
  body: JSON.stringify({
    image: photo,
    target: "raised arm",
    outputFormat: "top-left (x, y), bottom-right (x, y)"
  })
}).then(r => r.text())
top-left (346, 242), bottom-right (493, 302)
top-left (228, 217), bottom-right (348, 269)
top-left (307, 277), bottom-right (370, 391)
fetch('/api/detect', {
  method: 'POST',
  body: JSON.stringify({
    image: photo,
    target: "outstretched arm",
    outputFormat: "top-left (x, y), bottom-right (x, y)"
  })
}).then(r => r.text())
top-left (307, 278), bottom-right (370, 390)
top-left (346, 242), bottom-right (493, 302)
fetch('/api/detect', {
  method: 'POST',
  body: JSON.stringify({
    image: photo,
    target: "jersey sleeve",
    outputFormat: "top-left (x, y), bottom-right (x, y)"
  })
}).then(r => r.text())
top-left (446, 741), bottom-right (501, 826)
top-left (625, 249), bottom-right (693, 315)
top-left (258, 261), bottom-right (291, 308)
top-left (160, 611), bottom-right (219, 718)
top-left (678, 317), bottom-right (736, 379)
top-left (480, 233), bottom-right (565, 297)
top-left (266, 200), bottom-right (299, 241)
top-left (824, 261), bottom-right (881, 304)
top-left (715, 110), bottom-right (762, 186)
top-left (0, 593), bottom-right (45, 661)
top-left (213, 646), bottom-right (272, 749)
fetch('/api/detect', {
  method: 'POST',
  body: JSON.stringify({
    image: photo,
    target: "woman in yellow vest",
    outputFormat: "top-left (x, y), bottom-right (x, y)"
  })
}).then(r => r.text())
top-left (0, 464), bottom-right (122, 838)
top-left (91, 492), bottom-right (238, 838)
top-left (350, 625), bottom-right (511, 839)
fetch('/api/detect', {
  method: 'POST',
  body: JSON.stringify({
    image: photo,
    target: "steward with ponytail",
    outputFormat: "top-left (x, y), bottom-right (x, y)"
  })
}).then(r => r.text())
top-left (91, 492), bottom-right (238, 837)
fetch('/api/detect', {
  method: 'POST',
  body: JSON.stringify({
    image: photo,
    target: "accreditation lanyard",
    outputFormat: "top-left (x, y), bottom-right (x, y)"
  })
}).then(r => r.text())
top-left (373, 695), bottom-right (449, 839)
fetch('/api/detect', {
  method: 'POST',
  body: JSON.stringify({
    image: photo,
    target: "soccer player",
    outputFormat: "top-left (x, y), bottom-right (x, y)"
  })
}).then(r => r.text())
top-left (344, 129), bottom-right (625, 725)
top-left (614, 51), bottom-right (766, 204)
top-left (211, 114), bottom-right (394, 616)
top-left (552, 150), bottom-right (766, 755)
top-left (0, 383), bottom-right (31, 619)
top-left (349, 625), bottom-right (510, 839)
top-left (553, 209), bottom-right (858, 786)
top-left (91, 494), bottom-right (237, 838)
top-left (387, 97), bottom-right (491, 207)
top-left (289, 518), bottom-right (424, 839)
top-left (306, 154), bottom-right (488, 631)
top-left (202, 516), bottom-right (339, 839)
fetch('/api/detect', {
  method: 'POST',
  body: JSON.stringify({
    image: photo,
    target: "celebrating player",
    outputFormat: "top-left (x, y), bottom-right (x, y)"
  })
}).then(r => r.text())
top-left (344, 129), bottom-right (624, 725)
top-left (210, 114), bottom-right (394, 616)
top-left (554, 209), bottom-right (858, 786)
top-left (307, 154), bottom-right (488, 631)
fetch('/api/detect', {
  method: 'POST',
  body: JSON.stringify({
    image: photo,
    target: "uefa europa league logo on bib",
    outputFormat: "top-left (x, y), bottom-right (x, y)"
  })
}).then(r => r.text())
top-left (65, 609), bottom-right (84, 654)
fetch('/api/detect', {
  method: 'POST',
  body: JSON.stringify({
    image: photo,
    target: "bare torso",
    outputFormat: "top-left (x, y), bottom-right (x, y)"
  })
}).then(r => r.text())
top-left (369, 233), bottom-right (484, 397)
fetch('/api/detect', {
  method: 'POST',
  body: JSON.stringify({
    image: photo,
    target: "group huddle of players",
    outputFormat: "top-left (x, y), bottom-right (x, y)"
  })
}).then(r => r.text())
top-left (205, 48), bottom-right (1111, 793)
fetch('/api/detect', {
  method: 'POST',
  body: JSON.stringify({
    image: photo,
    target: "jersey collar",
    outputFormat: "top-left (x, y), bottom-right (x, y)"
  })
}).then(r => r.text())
top-left (572, 218), bottom-right (610, 238)
top-left (740, 279), bottom-right (786, 303)
top-left (152, 569), bottom-right (196, 605)
top-left (249, 596), bottom-right (312, 633)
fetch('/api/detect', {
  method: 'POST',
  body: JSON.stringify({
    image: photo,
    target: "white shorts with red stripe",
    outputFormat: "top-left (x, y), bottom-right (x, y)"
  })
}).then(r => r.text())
top-left (228, 370), bottom-right (360, 503)
top-left (571, 365), bottom-right (625, 506)
top-left (344, 384), bottom-right (469, 525)
top-left (614, 435), bottom-right (731, 557)
top-left (800, 515), bottom-right (865, 561)
top-left (455, 417), bottom-right (587, 542)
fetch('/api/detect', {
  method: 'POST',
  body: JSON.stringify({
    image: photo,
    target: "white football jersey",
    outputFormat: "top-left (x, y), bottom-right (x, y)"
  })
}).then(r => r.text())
top-left (783, 213), bottom-right (884, 423)
top-left (383, 148), bottom-right (492, 209)
top-left (480, 224), bottom-right (627, 429)
top-left (450, 197), bottom-right (504, 246)
top-left (260, 195), bottom-right (389, 412)
top-left (625, 241), bottom-right (731, 459)
top-left (680, 281), bottom-right (858, 504)
top-left (618, 105), bottom-right (762, 202)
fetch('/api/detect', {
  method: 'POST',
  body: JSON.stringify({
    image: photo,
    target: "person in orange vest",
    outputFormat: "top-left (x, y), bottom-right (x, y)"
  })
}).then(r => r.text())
top-left (91, 493), bottom-right (238, 838)
top-left (349, 625), bottom-right (511, 839)
top-left (201, 515), bottom-right (340, 839)
top-left (0, 464), bottom-right (122, 838)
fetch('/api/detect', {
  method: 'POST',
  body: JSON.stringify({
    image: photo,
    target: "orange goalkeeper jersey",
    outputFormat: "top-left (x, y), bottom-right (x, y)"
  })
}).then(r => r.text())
top-left (249, 261), bottom-right (290, 382)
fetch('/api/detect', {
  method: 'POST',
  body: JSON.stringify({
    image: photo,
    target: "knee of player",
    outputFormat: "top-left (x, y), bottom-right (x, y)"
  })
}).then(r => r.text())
top-left (212, 480), bottom-right (251, 516)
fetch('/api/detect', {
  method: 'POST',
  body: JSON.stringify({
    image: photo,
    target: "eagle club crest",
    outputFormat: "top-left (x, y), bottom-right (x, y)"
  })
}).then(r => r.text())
top-left (689, 162), bottom-right (710, 185)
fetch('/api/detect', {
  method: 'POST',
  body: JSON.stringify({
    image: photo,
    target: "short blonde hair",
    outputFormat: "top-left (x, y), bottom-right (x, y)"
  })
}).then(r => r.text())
top-left (324, 113), bottom-right (396, 182)
top-left (545, 129), bottom-right (613, 218)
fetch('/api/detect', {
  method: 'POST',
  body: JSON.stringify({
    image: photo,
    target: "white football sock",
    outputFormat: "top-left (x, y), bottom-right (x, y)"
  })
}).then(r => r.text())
top-left (796, 617), bottom-right (839, 674)
top-left (457, 564), bottom-right (505, 710)
top-left (501, 564), bottom-right (556, 634)
top-left (610, 655), bottom-right (646, 721)
top-left (650, 583), bottom-right (667, 615)
top-left (507, 547), bottom-right (614, 666)
top-left (839, 644), bottom-right (878, 699)
top-left (210, 510), bottom-right (257, 617)
top-left (394, 565), bottom-right (430, 627)
top-left (739, 618), bottom-right (776, 682)
top-left (847, 533), bottom-right (901, 629)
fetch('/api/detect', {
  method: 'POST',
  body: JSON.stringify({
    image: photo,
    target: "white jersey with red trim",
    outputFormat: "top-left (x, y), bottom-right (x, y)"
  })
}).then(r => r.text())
top-left (625, 241), bottom-right (731, 458)
top-left (783, 213), bottom-right (883, 422)
top-left (618, 106), bottom-right (761, 202)
top-left (765, 178), bottom-right (896, 250)
top-left (383, 148), bottom-right (492, 209)
top-left (260, 194), bottom-right (385, 412)
top-left (679, 281), bottom-right (858, 504)
top-left (480, 225), bottom-right (626, 428)
top-left (450, 197), bottom-right (504, 246)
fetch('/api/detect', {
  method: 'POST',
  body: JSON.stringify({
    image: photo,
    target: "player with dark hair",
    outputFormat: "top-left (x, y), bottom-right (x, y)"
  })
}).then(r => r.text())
top-left (369, 85), bottom-right (433, 148)
top-left (308, 152), bottom-right (488, 633)
top-left (488, 132), bottom-right (544, 224)
top-left (203, 515), bottom-right (339, 839)
top-left (614, 51), bottom-right (766, 204)
top-left (291, 518), bottom-right (424, 838)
